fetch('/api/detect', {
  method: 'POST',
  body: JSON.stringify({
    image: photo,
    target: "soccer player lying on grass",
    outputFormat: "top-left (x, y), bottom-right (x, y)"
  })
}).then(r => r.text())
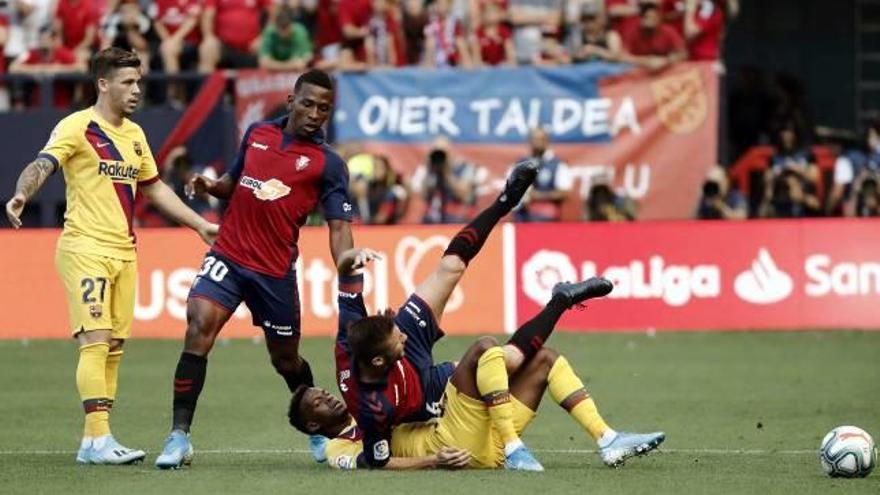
top-left (287, 249), bottom-right (665, 470)
top-left (301, 158), bottom-right (546, 470)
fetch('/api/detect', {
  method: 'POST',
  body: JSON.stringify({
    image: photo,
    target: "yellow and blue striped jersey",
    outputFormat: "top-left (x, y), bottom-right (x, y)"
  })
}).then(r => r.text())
top-left (38, 107), bottom-right (159, 260)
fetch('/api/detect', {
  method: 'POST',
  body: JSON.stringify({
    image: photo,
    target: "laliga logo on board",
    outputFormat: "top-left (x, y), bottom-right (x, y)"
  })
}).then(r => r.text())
top-left (733, 249), bottom-right (793, 304)
top-left (520, 250), bottom-right (720, 307)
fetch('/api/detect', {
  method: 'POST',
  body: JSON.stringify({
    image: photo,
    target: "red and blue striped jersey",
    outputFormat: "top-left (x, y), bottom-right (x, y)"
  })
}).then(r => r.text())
top-left (213, 117), bottom-right (352, 277)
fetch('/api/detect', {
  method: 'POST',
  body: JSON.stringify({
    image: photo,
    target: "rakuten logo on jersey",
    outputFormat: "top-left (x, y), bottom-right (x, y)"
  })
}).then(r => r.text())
top-left (520, 250), bottom-right (720, 307)
top-left (239, 176), bottom-right (291, 201)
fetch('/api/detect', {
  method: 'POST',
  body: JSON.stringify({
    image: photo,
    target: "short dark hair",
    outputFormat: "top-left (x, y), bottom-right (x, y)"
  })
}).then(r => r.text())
top-left (347, 310), bottom-right (396, 364)
top-left (90, 47), bottom-right (141, 81)
top-left (287, 385), bottom-right (311, 434)
top-left (294, 69), bottom-right (334, 93)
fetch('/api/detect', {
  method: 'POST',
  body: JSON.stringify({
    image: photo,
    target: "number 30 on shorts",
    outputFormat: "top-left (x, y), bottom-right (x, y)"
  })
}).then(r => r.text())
top-left (199, 256), bottom-right (229, 282)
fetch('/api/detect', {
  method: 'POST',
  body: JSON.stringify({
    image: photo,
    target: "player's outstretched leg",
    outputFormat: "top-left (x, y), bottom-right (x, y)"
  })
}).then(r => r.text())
top-left (416, 158), bottom-right (540, 318)
top-left (75, 331), bottom-right (145, 465)
top-left (543, 349), bottom-right (663, 467)
top-left (156, 298), bottom-right (230, 469)
top-left (509, 347), bottom-right (664, 468)
top-left (505, 278), bottom-right (613, 369)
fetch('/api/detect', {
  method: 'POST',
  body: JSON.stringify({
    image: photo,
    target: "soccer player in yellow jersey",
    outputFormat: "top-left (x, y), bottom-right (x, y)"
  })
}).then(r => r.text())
top-left (4, 48), bottom-right (218, 465)
top-left (289, 248), bottom-right (665, 471)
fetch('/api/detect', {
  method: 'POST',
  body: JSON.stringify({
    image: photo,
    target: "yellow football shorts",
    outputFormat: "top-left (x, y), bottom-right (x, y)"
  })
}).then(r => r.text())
top-left (55, 249), bottom-right (137, 339)
top-left (392, 381), bottom-right (537, 469)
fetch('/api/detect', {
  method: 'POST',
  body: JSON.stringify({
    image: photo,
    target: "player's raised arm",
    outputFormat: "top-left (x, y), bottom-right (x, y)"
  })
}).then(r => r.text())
top-left (5, 156), bottom-right (58, 228)
top-left (320, 151), bottom-right (355, 265)
top-left (140, 180), bottom-right (219, 245)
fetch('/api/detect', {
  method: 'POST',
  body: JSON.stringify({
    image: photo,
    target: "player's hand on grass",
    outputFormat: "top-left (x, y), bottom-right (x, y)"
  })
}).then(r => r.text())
top-left (198, 222), bottom-right (220, 246)
top-left (5, 193), bottom-right (26, 228)
top-left (186, 173), bottom-right (216, 199)
top-left (436, 447), bottom-right (471, 470)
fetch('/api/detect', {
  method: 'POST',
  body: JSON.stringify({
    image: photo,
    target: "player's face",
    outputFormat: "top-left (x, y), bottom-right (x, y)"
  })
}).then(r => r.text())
top-left (300, 387), bottom-right (349, 431)
top-left (290, 83), bottom-right (334, 136)
top-left (103, 67), bottom-right (142, 117)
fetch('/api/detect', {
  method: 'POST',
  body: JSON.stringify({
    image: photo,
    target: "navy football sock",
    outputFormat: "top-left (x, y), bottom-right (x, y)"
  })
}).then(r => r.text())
top-left (172, 352), bottom-right (207, 433)
top-left (280, 358), bottom-right (314, 392)
top-left (443, 200), bottom-right (509, 266)
top-left (507, 295), bottom-right (569, 362)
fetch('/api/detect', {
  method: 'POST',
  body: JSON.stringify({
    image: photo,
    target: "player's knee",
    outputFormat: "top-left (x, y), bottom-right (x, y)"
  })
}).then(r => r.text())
top-left (438, 255), bottom-right (467, 278)
top-left (534, 347), bottom-right (560, 369)
top-left (475, 336), bottom-right (499, 353)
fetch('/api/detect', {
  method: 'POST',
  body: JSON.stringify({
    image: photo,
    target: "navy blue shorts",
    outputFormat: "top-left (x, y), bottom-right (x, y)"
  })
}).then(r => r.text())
top-left (188, 251), bottom-right (300, 339)
top-left (395, 294), bottom-right (455, 418)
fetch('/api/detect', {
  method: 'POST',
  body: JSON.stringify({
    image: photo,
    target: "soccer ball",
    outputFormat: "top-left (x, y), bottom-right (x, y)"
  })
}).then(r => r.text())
top-left (819, 426), bottom-right (877, 478)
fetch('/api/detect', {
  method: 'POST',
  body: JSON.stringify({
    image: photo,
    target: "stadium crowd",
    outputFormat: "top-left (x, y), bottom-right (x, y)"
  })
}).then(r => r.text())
top-left (0, 0), bottom-right (733, 107)
top-left (3, 0), bottom-right (877, 225)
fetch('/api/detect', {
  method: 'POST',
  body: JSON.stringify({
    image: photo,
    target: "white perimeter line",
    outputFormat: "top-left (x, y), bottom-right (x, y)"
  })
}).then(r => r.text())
top-left (502, 223), bottom-right (517, 335)
top-left (0, 448), bottom-right (815, 456)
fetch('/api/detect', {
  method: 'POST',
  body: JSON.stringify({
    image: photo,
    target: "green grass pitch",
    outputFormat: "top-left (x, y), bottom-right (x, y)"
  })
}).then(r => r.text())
top-left (0, 331), bottom-right (878, 494)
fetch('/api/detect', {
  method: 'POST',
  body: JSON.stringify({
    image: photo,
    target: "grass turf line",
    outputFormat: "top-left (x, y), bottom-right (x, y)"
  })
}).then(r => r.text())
top-left (0, 331), bottom-right (878, 494)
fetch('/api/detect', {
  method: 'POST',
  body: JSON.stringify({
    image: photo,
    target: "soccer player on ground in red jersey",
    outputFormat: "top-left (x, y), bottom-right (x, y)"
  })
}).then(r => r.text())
top-left (155, 69), bottom-right (354, 469)
top-left (295, 158), bottom-right (615, 471)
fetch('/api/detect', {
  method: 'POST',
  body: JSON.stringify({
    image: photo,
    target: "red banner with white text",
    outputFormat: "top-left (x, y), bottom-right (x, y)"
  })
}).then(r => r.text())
top-left (2, 220), bottom-right (879, 338)
top-left (513, 220), bottom-right (880, 331)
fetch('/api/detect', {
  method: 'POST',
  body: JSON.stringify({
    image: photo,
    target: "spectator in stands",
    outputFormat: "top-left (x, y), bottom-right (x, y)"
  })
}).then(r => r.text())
top-left (423, 0), bottom-right (471, 68)
top-left (258, 5), bottom-right (312, 70)
top-left (767, 121), bottom-right (820, 194)
top-left (471, 0), bottom-right (515, 67)
top-left (151, 0), bottom-right (203, 107)
top-left (564, 0), bottom-right (603, 38)
top-left (514, 128), bottom-right (572, 222)
top-left (0, 13), bottom-right (9, 110)
top-left (584, 178), bottom-right (635, 221)
top-left (683, 0), bottom-right (737, 61)
top-left (759, 123), bottom-right (820, 218)
top-left (567, 4), bottom-right (621, 63)
top-left (313, 0), bottom-right (342, 69)
top-left (659, 0), bottom-right (683, 36)
top-left (55, 0), bottom-right (98, 65)
top-left (365, 0), bottom-right (405, 67)
top-left (509, 0), bottom-right (565, 65)
top-left (401, 0), bottom-right (427, 65)
top-left (830, 121), bottom-right (880, 216)
top-left (350, 153), bottom-right (410, 224)
top-left (759, 168), bottom-right (815, 219)
top-left (417, 136), bottom-right (478, 223)
top-left (619, 0), bottom-right (686, 71)
top-left (199, 0), bottom-right (274, 71)
top-left (337, 0), bottom-right (371, 69)
top-left (101, 0), bottom-right (152, 70)
top-left (695, 165), bottom-right (746, 220)
top-left (605, 0), bottom-right (639, 35)
top-left (846, 171), bottom-right (880, 218)
top-left (9, 23), bottom-right (84, 107)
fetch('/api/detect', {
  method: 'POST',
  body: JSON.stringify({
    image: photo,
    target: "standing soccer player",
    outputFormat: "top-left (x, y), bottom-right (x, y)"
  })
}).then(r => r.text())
top-left (4, 48), bottom-right (219, 465)
top-left (155, 69), bottom-right (354, 469)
